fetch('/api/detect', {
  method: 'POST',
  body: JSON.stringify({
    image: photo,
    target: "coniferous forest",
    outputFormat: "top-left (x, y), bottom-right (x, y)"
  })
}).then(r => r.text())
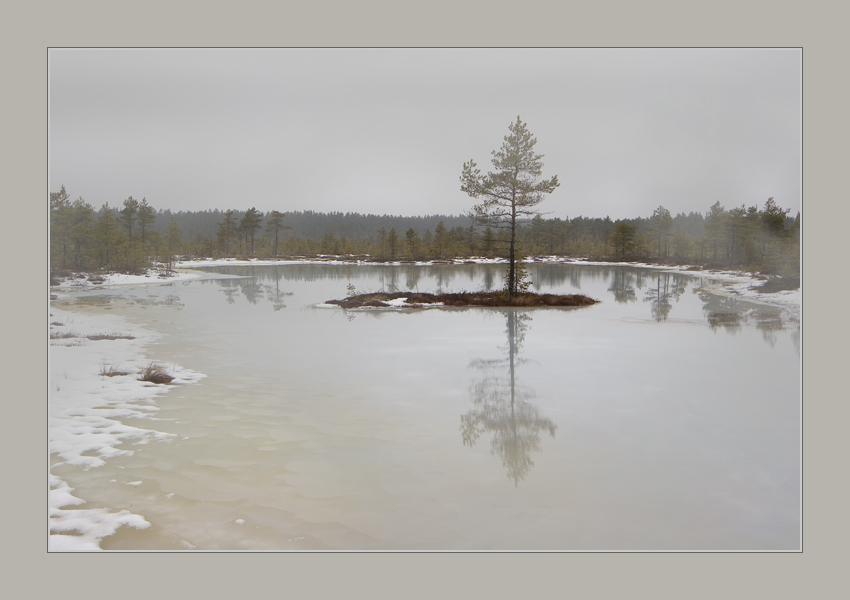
top-left (49, 185), bottom-right (801, 279)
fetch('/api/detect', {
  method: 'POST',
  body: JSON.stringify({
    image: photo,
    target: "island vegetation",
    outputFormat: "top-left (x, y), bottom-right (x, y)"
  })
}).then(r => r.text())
top-left (326, 290), bottom-right (599, 309)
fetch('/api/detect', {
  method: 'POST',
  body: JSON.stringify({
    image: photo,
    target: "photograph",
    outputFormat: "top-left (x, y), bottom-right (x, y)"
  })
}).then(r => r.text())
top-left (48, 47), bottom-right (801, 551)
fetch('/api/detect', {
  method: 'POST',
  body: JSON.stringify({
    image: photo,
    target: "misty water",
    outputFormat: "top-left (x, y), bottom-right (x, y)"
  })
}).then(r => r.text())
top-left (52, 263), bottom-right (800, 550)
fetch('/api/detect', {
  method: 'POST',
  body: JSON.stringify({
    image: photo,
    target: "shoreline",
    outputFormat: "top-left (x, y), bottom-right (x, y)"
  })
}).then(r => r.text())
top-left (50, 256), bottom-right (799, 311)
top-left (48, 306), bottom-right (205, 550)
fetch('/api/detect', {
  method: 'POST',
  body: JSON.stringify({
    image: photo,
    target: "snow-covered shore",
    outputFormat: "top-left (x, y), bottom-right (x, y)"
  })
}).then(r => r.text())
top-left (48, 307), bottom-right (205, 550)
top-left (50, 267), bottom-right (215, 292)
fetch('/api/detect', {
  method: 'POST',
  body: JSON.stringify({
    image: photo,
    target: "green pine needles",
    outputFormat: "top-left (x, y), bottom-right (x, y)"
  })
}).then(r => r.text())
top-left (461, 116), bottom-right (559, 300)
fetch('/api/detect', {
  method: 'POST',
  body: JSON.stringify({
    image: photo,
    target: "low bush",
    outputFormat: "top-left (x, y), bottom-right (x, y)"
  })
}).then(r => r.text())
top-left (50, 331), bottom-right (78, 339)
top-left (100, 363), bottom-right (131, 377)
top-left (138, 363), bottom-right (175, 384)
top-left (85, 332), bottom-right (135, 341)
top-left (327, 290), bottom-right (599, 309)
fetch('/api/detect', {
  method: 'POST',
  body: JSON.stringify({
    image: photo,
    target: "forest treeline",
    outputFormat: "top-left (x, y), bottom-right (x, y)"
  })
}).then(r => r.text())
top-left (49, 186), bottom-right (801, 277)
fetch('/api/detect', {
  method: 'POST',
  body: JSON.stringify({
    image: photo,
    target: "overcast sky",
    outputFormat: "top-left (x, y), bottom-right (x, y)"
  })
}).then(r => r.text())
top-left (49, 48), bottom-right (800, 219)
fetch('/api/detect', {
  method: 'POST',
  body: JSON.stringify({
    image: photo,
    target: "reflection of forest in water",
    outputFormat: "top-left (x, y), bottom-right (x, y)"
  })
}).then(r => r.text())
top-left (197, 265), bottom-right (799, 345)
top-left (200, 263), bottom-right (499, 294)
top-left (461, 311), bottom-right (556, 486)
top-left (695, 291), bottom-right (800, 350)
top-left (603, 268), bottom-right (689, 321)
top-left (605, 269), bottom-right (799, 347)
top-left (72, 291), bottom-right (185, 309)
top-left (195, 266), bottom-right (293, 310)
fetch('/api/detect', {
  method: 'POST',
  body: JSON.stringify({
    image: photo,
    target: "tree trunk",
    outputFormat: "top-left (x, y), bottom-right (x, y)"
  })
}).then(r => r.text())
top-left (508, 188), bottom-right (517, 300)
top-left (508, 218), bottom-right (516, 300)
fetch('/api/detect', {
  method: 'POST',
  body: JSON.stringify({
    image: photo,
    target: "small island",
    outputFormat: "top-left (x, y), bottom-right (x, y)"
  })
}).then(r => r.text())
top-left (326, 291), bottom-right (599, 309)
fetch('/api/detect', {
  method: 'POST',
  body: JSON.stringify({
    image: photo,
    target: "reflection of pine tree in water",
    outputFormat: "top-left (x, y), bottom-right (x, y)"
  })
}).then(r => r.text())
top-left (698, 291), bottom-right (745, 332)
top-left (482, 268), bottom-right (495, 291)
top-left (403, 266), bottom-right (421, 292)
top-left (607, 269), bottom-right (637, 304)
top-left (643, 272), bottom-right (688, 321)
top-left (263, 267), bottom-right (293, 311)
top-left (239, 278), bottom-right (264, 304)
top-left (214, 267), bottom-right (291, 309)
top-left (530, 264), bottom-right (571, 289)
top-left (461, 310), bottom-right (557, 486)
top-left (696, 288), bottom-right (794, 348)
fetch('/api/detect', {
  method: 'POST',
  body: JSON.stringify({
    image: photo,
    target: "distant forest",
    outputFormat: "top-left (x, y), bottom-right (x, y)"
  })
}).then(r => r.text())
top-left (49, 186), bottom-right (801, 278)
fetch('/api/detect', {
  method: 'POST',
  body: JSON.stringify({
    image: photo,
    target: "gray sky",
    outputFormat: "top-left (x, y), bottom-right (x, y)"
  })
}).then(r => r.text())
top-left (49, 48), bottom-right (800, 219)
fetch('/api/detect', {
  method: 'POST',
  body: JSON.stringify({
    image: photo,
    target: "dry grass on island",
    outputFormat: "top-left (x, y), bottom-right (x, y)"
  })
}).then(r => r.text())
top-left (326, 291), bottom-right (599, 309)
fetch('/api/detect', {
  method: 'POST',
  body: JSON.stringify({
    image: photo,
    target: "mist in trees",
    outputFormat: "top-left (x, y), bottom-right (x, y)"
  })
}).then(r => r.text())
top-left (50, 181), bottom-right (800, 281)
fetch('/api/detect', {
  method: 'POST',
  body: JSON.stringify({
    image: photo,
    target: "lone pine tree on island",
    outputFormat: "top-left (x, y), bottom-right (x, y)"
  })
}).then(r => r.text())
top-left (461, 116), bottom-right (560, 300)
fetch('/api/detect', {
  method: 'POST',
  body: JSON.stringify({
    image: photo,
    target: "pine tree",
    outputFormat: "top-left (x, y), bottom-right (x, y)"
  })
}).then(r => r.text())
top-left (138, 198), bottom-right (156, 245)
top-left (68, 197), bottom-right (95, 269)
top-left (422, 229), bottom-right (434, 258)
top-left (165, 217), bottom-right (181, 273)
top-left (433, 221), bottom-right (449, 259)
top-left (705, 202), bottom-right (726, 262)
top-left (650, 205), bottom-right (673, 260)
top-left (93, 203), bottom-right (122, 269)
top-left (387, 227), bottom-right (399, 259)
top-left (265, 210), bottom-right (291, 257)
top-left (405, 227), bottom-right (420, 259)
top-left (217, 209), bottom-right (237, 256)
top-left (461, 116), bottom-right (559, 299)
top-left (610, 221), bottom-right (637, 260)
top-left (49, 186), bottom-right (72, 270)
top-left (239, 207), bottom-right (263, 255)
top-left (376, 227), bottom-right (387, 258)
top-left (120, 197), bottom-right (139, 238)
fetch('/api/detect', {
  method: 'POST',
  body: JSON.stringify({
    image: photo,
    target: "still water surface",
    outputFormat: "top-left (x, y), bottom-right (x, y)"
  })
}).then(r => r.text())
top-left (54, 263), bottom-right (800, 550)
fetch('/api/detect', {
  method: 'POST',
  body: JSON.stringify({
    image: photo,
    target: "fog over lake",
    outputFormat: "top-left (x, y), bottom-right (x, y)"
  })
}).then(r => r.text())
top-left (51, 263), bottom-right (799, 550)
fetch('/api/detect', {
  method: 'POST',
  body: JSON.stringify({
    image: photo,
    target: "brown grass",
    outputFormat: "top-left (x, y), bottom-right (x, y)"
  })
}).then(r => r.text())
top-left (138, 363), bottom-right (175, 384)
top-left (49, 330), bottom-right (135, 341)
top-left (757, 276), bottom-right (800, 293)
top-left (85, 332), bottom-right (135, 341)
top-left (326, 291), bottom-right (599, 309)
top-left (100, 363), bottom-right (132, 377)
top-left (50, 331), bottom-right (78, 339)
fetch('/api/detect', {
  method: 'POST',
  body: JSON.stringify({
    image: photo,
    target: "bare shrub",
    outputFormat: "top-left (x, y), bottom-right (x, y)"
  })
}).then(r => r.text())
top-left (86, 332), bottom-right (135, 341)
top-left (138, 363), bottom-right (175, 384)
top-left (50, 331), bottom-right (78, 339)
top-left (100, 363), bottom-right (131, 377)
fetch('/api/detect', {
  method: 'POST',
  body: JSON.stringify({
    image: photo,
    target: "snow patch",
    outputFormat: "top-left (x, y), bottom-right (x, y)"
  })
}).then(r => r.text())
top-left (49, 307), bottom-right (206, 550)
